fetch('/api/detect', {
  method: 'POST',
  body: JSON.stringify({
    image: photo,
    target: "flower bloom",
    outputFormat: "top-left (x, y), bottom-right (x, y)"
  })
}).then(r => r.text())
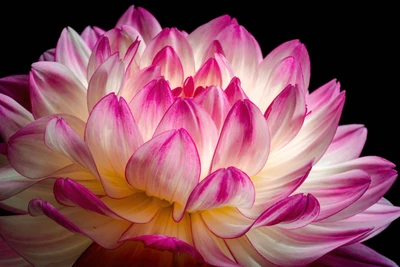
top-left (0, 5), bottom-right (399, 267)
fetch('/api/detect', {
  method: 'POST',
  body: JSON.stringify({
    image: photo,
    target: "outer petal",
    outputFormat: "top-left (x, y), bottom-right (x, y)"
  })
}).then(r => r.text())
top-left (317, 124), bottom-right (367, 165)
top-left (55, 27), bottom-right (91, 86)
top-left (151, 46), bottom-right (184, 88)
top-left (38, 48), bottom-right (55, 62)
top-left (0, 94), bottom-right (33, 142)
top-left (306, 78), bottom-right (341, 111)
top-left (116, 6), bottom-right (162, 44)
top-left (311, 243), bottom-right (398, 267)
top-left (0, 214), bottom-right (92, 266)
top-left (28, 199), bottom-right (131, 249)
top-left (80, 26), bottom-right (105, 50)
top-left (87, 53), bottom-right (125, 112)
top-left (0, 75), bottom-right (31, 112)
top-left (193, 85), bottom-right (232, 132)
top-left (126, 129), bottom-right (200, 221)
top-left (129, 78), bottom-right (175, 142)
top-left (186, 167), bottom-right (255, 212)
top-left (211, 99), bottom-right (270, 177)
top-left (265, 84), bottom-right (306, 152)
top-left (85, 93), bottom-right (143, 198)
top-left (154, 98), bottom-right (219, 179)
top-left (140, 28), bottom-right (195, 77)
top-left (216, 24), bottom-right (263, 91)
top-left (187, 15), bottom-right (233, 69)
top-left (30, 61), bottom-right (88, 121)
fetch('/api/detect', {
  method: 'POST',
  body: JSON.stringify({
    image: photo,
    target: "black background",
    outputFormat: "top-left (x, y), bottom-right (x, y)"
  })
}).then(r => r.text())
top-left (1, 0), bottom-right (398, 265)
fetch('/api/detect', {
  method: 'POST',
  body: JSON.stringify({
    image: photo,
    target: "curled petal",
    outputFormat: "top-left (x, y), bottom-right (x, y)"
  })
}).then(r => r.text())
top-left (211, 99), bottom-right (270, 177)
top-left (126, 129), bottom-right (200, 221)
top-left (87, 36), bottom-right (112, 81)
top-left (55, 27), bottom-right (91, 87)
top-left (30, 62), bottom-right (88, 121)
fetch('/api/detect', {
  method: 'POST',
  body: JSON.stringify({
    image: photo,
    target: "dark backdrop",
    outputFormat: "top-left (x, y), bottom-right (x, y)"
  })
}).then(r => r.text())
top-left (1, 0), bottom-right (398, 265)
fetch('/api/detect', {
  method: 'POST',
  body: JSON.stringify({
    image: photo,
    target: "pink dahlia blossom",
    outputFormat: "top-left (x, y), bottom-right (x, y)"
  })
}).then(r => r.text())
top-left (0, 5), bottom-right (398, 267)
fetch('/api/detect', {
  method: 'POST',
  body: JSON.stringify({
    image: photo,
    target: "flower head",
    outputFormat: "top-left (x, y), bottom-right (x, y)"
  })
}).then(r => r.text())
top-left (0, 5), bottom-right (399, 267)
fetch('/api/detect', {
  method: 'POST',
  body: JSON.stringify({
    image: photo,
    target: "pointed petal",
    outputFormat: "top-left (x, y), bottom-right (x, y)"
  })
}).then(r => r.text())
top-left (116, 6), bottom-right (162, 44)
top-left (154, 98), bottom-right (219, 179)
top-left (311, 243), bottom-right (398, 267)
top-left (80, 26), bottom-right (105, 50)
top-left (29, 61), bottom-right (88, 121)
top-left (122, 38), bottom-right (141, 76)
top-left (87, 36), bottom-right (112, 81)
top-left (194, 57), bottom-right (222, 88)
top-left (140, 28), bottom-right (195, 77)
top-left (126, 129), bottom-right (200, 221)
top-left (265, 84), bottom-right (306, 152)
top-left (120, 65), bottom-right (162, 103)
top-left (87, 53), bottom-right (125, 112)
top-left (246, 225), bottom-right (373, 267)
top-left (55, 27), bottom-right (91, 86)
top-left (0, 214), bottom-right (92, 266)
top-left (0, 75), bottom-right (31, 112)
top-left (201, 40), bottom-right (225, 65)
top-left (129, 78), bottom-right (175, 141)
top-left (187, 167), bottom-right (255, 212)
top-left (85, 93), bottom-right (142, 198)
top-left (191, 212), bottom-right (240, 267)
top-left (54, 178), bottom-right (166, 223)
top-left (215, 53), bottom-right (236, 88)
top-left (211, 100), bottom-right (270, 177)
top-left (0, 94), bottom-right (33, 142)
top-left (104, 26), bottom-right (146, 61)
top-left (152, 46), bottom-right (184, 88)
top-left (257, 39), bottom-right (310, 92)
top-left (187, 15), bottom-right (233, 69)
top-left (318, 124), bottom-right (367, 165)
top-left (224, 77), bottom-right (249, 105)
top-left (193, 85), bottom-right (232, 132)
top-left (216, 24), bottom-right (263, 90)
top-left (28, 199), bottom-right (131, 249)
top-left (253, 193), bottom-right (320, 229)
top-left (306, 79), bottom-right (341, 111)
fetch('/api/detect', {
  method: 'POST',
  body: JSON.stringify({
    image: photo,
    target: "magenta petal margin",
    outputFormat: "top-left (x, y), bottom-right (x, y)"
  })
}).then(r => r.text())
top-left (0, 4), bottom-right (398, 267)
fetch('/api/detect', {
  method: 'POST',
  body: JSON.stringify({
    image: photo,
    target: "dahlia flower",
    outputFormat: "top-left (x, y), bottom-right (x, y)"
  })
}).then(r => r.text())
top-left (0, 4), bottom-right (398, 267)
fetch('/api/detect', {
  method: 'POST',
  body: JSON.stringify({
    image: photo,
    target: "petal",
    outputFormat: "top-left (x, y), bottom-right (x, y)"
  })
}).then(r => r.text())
top-left (246, 225), bottom-right (373, 267)
top-left (80, 26), bottom-right (105, 50)
top-left (294, 169), bottom-right (371, 221)
top-left (193, 85), bottom-right (232, 132)
top-left (187, 15), bottom-right (233, 69)
top-left (39, 48), bottom-right (56, 62)
top-left (55, 27), bottom-right (91, 86)
top-left (256, 39), bottom-right (310, 92)
top-left (54, 178), bottom-right (166, 223)
top-left (265, 84), bottom-right (306, 152)
top-left (29, 61), bottom-right (88, 121)
top-left (215, 53), bottom-right (236, 88)
top-left (0, 75), bottom-right (31, 112)
top-left (253, 193), bottom-right (320, 229)
top-left (115, 6), bottom-right (162, 44)
top-left (87, 36), bottom-right (112, 81)
top-left (265, 91), bottom-right (345, 176)
top-left (126, 129), bottom-right (200, 221)
top-left (154, 98), bottom-right (219, 179)
top-left (194, 58), bottom-right (222, 88)
top-left (28, 199), bottom-right (131, 249)
top-left (0, 214), bottom-right (92, 266)
top-left (87, 53), bottom-right (125, 112)
top-left (186, 167), bottom-right (255, 212)
top-left (122, 37), bottom-right (141, 76)
top-left (0, 94), bottom-right (33, 142)
top-left (224, 77), bottom-right (249, 105)
top-left (129, 78), bottom-right (175, 142)
top-left (201, 40), bottom-right (225, 66)
top-left (253, 56), bottom-right (305, 113)
top-left (313, 156), bottom-right (397, 221)
top-left (191, 212), bottom-right (240, 267)
top-left (120, 65), bottom-right (162, 103)
top-left (311, 243), bottom-right (398, 267)
top-left (216, 24), bottom-right (263, 91)
top-left (211, 99), bottom-right (270, 177)
top-left (151, 46), bottom-right (184, 88)
top-left (140, 28), bottom-right (195, 77)
top-left (0, 236), bottom-right (31, 266)
top-left (306, 78), bottom-right (341, 111)
top-left (85, 93), bottom-right (143, 198)
top-left (318, 124), bottom-right (367, 165)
